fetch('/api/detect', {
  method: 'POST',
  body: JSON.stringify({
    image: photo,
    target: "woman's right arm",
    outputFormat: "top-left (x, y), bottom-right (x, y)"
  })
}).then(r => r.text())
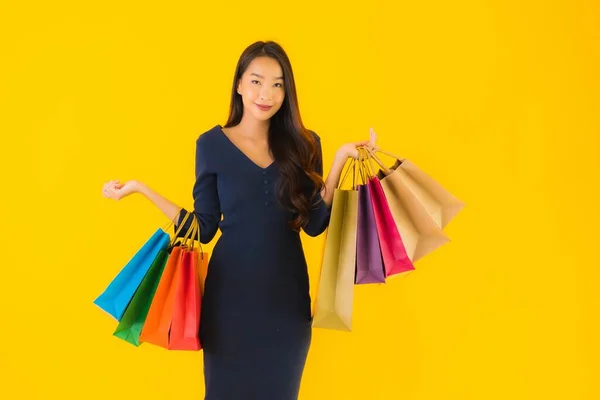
top-left (101, 135), bottom-right (221, 243)
top-left (102, 179), bottom-right (182, 223)
top-left (136, 181), bottom-right (183, 224)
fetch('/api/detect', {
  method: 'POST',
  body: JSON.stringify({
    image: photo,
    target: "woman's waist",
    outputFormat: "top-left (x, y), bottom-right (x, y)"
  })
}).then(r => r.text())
top-left (217, 222), bottom-right (301, 243)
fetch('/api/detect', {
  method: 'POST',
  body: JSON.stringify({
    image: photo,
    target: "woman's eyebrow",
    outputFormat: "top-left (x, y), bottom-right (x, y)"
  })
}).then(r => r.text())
top-left (250, 72), bottom-right (284, 80)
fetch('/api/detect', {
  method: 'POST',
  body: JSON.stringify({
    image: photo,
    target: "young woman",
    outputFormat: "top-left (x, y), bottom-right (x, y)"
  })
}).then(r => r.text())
top-left (102, 40), bottom-right (376, 400)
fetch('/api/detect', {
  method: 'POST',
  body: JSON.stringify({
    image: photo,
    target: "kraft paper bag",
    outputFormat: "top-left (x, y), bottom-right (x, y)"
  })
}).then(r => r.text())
top-left (365, 147), bottom-right (451, 262)
top-left (370, 148), bottom-right (465, 230)
top-left (312, 159), bottom-right (359, 332)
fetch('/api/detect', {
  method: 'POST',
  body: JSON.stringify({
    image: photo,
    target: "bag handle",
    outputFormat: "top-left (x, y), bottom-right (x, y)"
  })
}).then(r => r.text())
top-left (339, 147), bottom-right (379, 190)
top-left (164, 209), bottom-right (193, 248)
top-left (366, 148), bottom-right (381, 177)
top-left (360, 147), bottom-right (378, 179)
top-left (190, 215), bottom-right (205, 259)
top-left (160, 208), bottom-right (190, 236)
top-left (175, 213), bottom-right (199, 250)
top-left (358, 156), bottom-right (368, 186)
top-left (356, 148), bottom-right (372, 182)
top-left (371, 146), bottom-right (404, 162)
top-left (338, 158), bottom-right (357, 189)
top-left (364, 146), bottom-right (393, 175)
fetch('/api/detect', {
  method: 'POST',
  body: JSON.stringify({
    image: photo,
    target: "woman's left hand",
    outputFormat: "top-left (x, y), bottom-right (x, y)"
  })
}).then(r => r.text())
top-left (337, 127), bottom-right (378, 160)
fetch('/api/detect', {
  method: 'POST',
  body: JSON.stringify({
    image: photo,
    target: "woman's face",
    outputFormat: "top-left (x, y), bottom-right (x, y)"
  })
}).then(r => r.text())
top-left (237, 56), bottom-right (285, 121)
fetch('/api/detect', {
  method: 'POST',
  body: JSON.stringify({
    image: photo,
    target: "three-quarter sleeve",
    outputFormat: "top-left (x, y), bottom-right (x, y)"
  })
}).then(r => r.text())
top-left (302, 132), bottom-right (332, 237)
top-left (174, 135), bottom-right (221, 244)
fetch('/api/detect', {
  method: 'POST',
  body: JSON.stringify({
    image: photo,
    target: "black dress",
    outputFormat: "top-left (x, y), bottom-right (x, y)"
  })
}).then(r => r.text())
top-left (174, 124), bottom-right (331, 400)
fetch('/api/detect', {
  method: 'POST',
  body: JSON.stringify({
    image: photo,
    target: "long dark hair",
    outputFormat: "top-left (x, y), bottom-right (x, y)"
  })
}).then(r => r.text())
top-left (223, 41), bottom-right (325, 232)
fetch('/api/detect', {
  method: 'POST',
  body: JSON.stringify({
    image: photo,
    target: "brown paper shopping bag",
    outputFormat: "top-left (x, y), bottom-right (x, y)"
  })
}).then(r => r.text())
top-left (364, 147), bottom-right (453, 262)
top-left (312, 159), bottom-right (359, 331)
top-left (369, 148), bottom-right (465, 229)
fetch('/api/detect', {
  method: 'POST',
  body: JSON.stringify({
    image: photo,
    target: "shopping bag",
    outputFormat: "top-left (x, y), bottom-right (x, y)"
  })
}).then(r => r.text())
top-left (93, 211), bottom-right (187, 321)
top-left (370, 147), bottom-right (465, 229)
top-left (354, 157), bottom-right (386, 284)
top-left (138, 215), bottom-right (198, 349)
top-left (313, 159), bottom-right (359, 331)
top-left (112, 249), bottom-right (169, 346)
top-left (366, 147), bottom-right (451, 262)
top-left (112, 212), bottom-right (193, 346)
top-left (362, 150), bottom-right (415, 278)
top-left (169, 219), bottom-right (204, 351)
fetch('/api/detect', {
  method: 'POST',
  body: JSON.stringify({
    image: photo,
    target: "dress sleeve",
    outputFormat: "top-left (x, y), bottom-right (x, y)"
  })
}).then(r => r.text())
top-left (302, 132), bottom-right (332, 237)
top-left (173, 135), bottom-right (221, 244)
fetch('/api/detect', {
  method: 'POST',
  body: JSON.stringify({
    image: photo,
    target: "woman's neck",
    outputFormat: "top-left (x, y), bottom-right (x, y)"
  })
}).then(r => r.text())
top-left (234, 116), bottom-right (270, 140)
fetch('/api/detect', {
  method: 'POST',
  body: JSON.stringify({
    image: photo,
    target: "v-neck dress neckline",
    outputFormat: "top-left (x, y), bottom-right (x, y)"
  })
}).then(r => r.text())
top-left (216, 124), bottom-right (276, 171)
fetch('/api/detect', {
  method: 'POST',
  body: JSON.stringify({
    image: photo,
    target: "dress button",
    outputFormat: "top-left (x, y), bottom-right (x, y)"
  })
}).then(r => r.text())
top-left (264, 201), bottom-right (269, 206)
top-left (264, 180), bottom-right (268, 184)
top-left (264, 190), bottom-right (269, 194)
top-left (262, 171), bottom-right (267, 175)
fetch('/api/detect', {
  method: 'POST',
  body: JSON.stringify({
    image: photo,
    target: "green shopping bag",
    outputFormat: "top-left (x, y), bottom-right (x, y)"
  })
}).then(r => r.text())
top-left (112, 212), bottom-right (193, 346)
top-left (112, 249), bottom-right (170, 346)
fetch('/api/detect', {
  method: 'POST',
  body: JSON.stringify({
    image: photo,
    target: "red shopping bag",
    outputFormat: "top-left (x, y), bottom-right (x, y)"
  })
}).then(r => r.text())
top-left (368, 174), bottom-right (415, 277)
top-left (363, 149), bottom-right (415, 277)
top-left (168, 245), bottom-right (203, 351)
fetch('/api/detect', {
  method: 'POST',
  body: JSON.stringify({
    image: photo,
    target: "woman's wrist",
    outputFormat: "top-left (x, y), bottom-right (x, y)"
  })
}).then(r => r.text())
top-left (334, 147), bottom-right (350, 162)
top-left (132, 180), bottom-right (146, 196)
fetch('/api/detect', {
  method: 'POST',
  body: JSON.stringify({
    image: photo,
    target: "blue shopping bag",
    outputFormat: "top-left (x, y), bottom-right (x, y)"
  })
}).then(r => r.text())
top-left (94, 210), bottom-right (191, 321)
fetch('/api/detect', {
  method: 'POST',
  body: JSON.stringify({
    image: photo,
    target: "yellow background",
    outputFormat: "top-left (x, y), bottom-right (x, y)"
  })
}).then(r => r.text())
top-left (1, 0), bottom-right (598, 398)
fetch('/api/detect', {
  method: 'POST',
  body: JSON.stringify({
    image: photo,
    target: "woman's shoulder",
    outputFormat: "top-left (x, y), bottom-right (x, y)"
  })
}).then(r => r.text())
top-left (195, 124), bottom-right (223, 148)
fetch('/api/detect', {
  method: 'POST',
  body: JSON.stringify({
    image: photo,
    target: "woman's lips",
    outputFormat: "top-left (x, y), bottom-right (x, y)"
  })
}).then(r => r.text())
top-left (255, 103), bottom-right (272, 111)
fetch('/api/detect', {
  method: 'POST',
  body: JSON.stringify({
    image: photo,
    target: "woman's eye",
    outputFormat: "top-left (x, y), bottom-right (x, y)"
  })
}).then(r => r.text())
top-left (251, 80), bottom-right (282, 88)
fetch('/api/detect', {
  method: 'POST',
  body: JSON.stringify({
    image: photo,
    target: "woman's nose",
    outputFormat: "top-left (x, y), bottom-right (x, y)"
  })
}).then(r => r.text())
top-left (260, 88), bottom-right (272, 101)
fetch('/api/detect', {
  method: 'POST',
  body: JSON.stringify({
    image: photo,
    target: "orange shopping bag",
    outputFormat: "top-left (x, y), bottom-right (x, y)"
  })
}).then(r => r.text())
top-left (138, 216), bottom-right (197, 348)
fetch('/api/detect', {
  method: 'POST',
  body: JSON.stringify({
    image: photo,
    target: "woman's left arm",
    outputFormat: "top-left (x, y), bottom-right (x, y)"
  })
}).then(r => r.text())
top-left (302, 128), bottom-right (377, 237)
top-left (321, 127), bottom-right (378, 207)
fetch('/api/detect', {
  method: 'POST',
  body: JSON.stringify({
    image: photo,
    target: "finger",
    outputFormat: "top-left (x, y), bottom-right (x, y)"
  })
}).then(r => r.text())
top-left (370, 128), bottom-right (377, 140)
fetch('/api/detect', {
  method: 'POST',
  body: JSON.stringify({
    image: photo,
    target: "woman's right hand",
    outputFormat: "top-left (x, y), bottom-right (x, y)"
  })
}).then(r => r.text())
top-left (102, 179), bottom-right (140, 201)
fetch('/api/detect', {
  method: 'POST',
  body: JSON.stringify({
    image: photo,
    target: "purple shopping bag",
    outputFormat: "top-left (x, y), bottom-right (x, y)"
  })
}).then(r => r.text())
top-left (355, 179), bottom-right (386, 284)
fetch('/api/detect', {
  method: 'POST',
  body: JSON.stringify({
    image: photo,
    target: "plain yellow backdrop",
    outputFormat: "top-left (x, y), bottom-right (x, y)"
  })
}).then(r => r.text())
top-left (1, 0), bottom-right (598, 399)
